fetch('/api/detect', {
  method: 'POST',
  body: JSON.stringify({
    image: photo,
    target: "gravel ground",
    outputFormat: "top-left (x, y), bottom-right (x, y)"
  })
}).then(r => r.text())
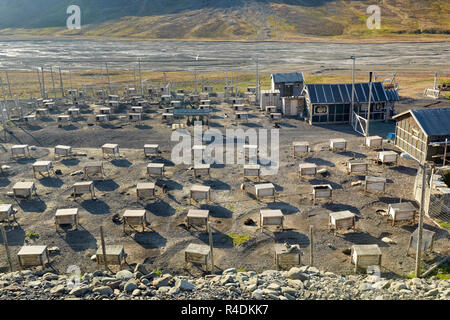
top-left (0, 97), bottom-right (448, 280)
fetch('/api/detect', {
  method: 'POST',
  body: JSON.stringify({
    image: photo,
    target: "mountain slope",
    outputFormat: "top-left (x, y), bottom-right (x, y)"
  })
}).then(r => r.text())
top-left (0, 0), bottom-right (448, 40)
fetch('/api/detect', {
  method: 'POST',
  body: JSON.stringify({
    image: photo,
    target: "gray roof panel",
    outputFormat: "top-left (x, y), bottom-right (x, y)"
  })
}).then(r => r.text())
top-left (305, 82), bottom-right (388, 104)
top-left (410, 108), bottom-right (450, 136)
top-left (272, 72), bottom-right (304, 83)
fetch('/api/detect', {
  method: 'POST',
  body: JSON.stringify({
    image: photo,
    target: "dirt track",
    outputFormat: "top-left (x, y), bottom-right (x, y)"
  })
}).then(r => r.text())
top-left (0, 98), bottom-right (449, 278)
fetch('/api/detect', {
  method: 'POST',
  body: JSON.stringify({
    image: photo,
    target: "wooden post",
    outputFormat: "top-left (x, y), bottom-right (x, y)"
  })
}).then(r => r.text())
top-left (309, 225), bottom-right (314, 267)
top-left (138, 58), bottom-right (143, 96)
top-left (5, 71), bottom-right (12, 99)
top-left (100, 226), bottom-right (108, 271)
top-left (415, 157), bottom-right (427, 278)
top-left (207, 222), bottom-right (214, 275)
top-left (444, 138), bottom-right (448, 166)
top-left (41, 67), bottom-right (46, 99)
top-left (105, 62), bottom-right (112, 94)
top-left (58, 67), bottom-right (64, 97)
top-left (365, 72), bottom-right (373, 137)
top-left (50, 67), bottom-right (56, 99)
top-left (0, 224), bottom-right (13, 272)
top-left (36, 69), bottom-right (43, 99)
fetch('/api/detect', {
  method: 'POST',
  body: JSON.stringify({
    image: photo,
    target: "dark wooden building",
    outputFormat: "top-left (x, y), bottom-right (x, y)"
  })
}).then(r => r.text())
top-left (302, 82), bottom-right (392, 124)
top-left (271, 72), bottom-right (305, 97)
top-left (393, 108), bottom-right (450, 163)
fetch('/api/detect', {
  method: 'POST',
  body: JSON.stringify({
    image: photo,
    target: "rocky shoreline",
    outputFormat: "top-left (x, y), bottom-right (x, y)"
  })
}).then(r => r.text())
top-left (0, 265), bottom-right (448, 300)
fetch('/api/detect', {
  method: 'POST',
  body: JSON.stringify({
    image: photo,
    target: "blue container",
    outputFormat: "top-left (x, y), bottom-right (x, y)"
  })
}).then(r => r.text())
top-left (387, 133), bottom-right (395, 140)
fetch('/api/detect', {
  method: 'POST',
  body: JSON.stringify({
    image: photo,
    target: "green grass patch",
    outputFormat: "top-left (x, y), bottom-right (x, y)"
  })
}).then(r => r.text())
top-left (227, 204), bottom-right (234, 211)
top-left (407, 263), bottom-right (450, 279)
top-left (25, 232), bottom-right (40, 239)
top-left (436, 219), bottom-right (450, 230)
top-left (152, 269), bottom-right (163, 276)
top-left (224, 234), bottom-right (253, 246)
top-left (237, 268), bottom-right (246, 273)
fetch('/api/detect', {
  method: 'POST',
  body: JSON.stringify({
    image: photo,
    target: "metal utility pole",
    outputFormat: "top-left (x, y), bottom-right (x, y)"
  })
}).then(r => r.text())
top-left (434, 72), bottom-right (437, 90)
top-left (138, 58), bottom-right (143, 96)
top-left (69, 71), bottom-right (73, 90)
top-left (105, 62), bottom-right (111, 94)
top-left (5, 71), bottom-right (12, 99)
top-left (309, 225), bottom-right (314, 266)
top-left (133, 67), bottom-right (137, 90)
top-left (58, 67), bottom-right (64, 97)
top-left (50, 67), bottom-right (57, 99)
top-left (350, 56), bottom-right (356, 126)
top-left (256, 56), bottom-right (259, 105)
top-left (0, 224), bottom-right (13, 272)
top-left (41, 67), bottom-right (46, 99)
top-left (207, 222), bottom-right (215, 275)
top-left (415, 153), bottom-right (427, 278)
top-left (444, 138), bottom-right (448, 166)
top-left (36, 69), bottom-right (43, 98)
top-left (100, 226), bottom-right (108, 271)
top-left (365, 72), bottom-right (373, 137)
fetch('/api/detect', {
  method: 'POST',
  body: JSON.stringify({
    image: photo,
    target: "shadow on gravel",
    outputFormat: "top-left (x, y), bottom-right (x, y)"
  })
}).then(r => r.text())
top-left (309, 178), bottom-right (342, 190)
top-left (133, 231), bottom-right (167, 249)
top-left (61, 158), bottom-right (80, 166)
top-left (203, 179), bottom-right (231, 191)
top-left (81, 199), bottom-right (110, 214)
top-left (305, 157), bottom-right (335, 167)
top-left (0, 226), bottom-right (25, 246)
top-left (61, 229), bottom-right (97, 251)
top-left (200, 204), bottom-right (233, 219)
top-left (95, 179), bottom-right (120, 192)
top-left (145, 200), bottom-right (175, 217)
top-left (267, 201), bottom-right (299, 215)
top-left (198, 231), bottom-right (234, 249)
top-left (274, 230), bottom-right (310, 248)
top-left (343, 231), bottom-right (389, 247)
top-left (39, 177), bottom-right (64, 188)
top-left (389, 165), bottom-right (418, 176)
top-left (17, 198), bottom-right (47, 213)
top-left (322, 203), bottom-right (361, 215)
top-left (111, 159), bottom-right (132, 168)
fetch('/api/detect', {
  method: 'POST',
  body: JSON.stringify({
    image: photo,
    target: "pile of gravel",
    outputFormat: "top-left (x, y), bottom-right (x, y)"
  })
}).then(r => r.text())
top-left (0, 265), bottom-right (448, 300)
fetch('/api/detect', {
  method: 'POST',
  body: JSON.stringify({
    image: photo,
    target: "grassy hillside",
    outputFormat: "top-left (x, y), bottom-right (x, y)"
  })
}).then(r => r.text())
top-left (0, 0), bottom-right (448, 41)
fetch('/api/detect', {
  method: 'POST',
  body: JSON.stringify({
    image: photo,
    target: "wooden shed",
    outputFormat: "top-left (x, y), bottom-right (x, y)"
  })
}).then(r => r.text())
top-left (329, 210), bottom-right (356, 234)
top-left (190, 185), bottom-right (211, 204)
top-left (54, 145), bottom-right (72, 158)
top-left (83, 161), bottom-right (104, 179)
top-left (302, 82), bottom-right (390, 125)
top-left (185, 243), bottom-right (211, 271)
top-left (292, 141), bottom-right (310, 158)
top-left (11, 145), bottom-right (30, 158)
top-left (102, 144), bottom-right (120, 158)
top-left (17, 245), bottom-right (49, 270)
top-left (364, 176), bottom-right (387, 193)
top-left (388, 202), bottom-right (417, 226)
top-left (123, 209), bottom-right (147, 233)
top-left (244, 164), bottom-right (261, 181)
top-left (32, 161), bottom-right (54, 178)
top-left (255, 183), bottom-right (276, 201)
top-left (0, 204), bottom-right (15, 226)
top-left (193, 164), bottom-right (211, 178)
top-left (147, 163), bottom-right (165, 177)
top-left (72, 181), bottom-right (95, 199)
top-left (365, 136), bottom-right (383, 149)
top-left (96, 245), bottom-right (126, 267)
top-left (393, 108), bottom-right (450, 163)
top-left (144, 144), bottom-right (160, 157)
top-left (346, 160), bottom-right (368, 174)
top-left (274, 243), bottom-right (301, 270)
top-left (351, 244), bottom-right (382, 272)
top-left (137, 183), bottom-right (155, 199)
top-left (186, 209), bottom-right (209, 229)
top-left (298, 163), bottom-right (317, 177)
top-left (13, 182), bottom-right (37, 200)
top-left (271, 72), bottom-right (304, 97)
top-left (55, 208), bottom-right (79, 230)
top-left (260, 209), bottom-right (284, 232)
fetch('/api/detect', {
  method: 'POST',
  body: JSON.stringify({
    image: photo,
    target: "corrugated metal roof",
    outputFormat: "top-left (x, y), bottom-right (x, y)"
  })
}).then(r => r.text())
top-left (272, 72), bottom-right (304, 84)
top-left (409, 108), bottom-right (450, 137)
top-left (385, 89), bottom-right (400, 102)
top-left (305, 82), bottom-right (388, 104)
top-left (173, 108), bottom-right (212, 116)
